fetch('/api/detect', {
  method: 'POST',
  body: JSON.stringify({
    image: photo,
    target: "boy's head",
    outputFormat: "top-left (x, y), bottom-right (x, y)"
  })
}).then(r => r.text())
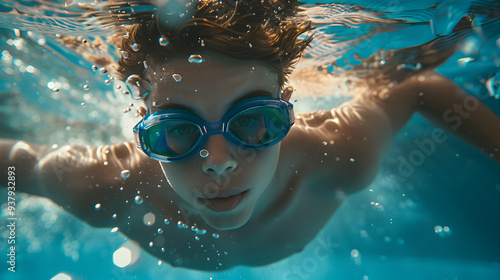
top-left (116, 0), bottom-right (312, 88)
top-left (117, 0), bottom-right (312, 230)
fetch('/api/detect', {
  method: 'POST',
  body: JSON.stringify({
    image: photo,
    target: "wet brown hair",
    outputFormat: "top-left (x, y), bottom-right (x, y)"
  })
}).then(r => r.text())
top-left (115, 0), bottom-right (313, 87)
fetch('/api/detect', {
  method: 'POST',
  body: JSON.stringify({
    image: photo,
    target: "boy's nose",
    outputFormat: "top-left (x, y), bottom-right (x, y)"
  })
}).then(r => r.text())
top-left (201, 134), bottom-right (237, 179)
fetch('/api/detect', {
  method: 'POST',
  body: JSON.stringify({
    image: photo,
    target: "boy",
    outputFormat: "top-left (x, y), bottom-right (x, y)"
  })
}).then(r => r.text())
top-left (1, 0), bottom-right (499, 271)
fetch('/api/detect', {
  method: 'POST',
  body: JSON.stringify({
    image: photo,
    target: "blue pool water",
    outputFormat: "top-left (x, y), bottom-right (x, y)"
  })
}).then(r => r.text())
top-left (1, 0), bottom-right (500, 279)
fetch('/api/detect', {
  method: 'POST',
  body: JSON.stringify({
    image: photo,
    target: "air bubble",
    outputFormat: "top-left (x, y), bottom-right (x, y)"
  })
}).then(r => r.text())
top-left (143, 212), bottom-right (156, 226)
top-left (195, 236), bottom-right (200, 241)
top-left (126, 74), bottom-right (152, 100)
top-left (199, 149), bottom-right (209, 158)
top-left (172, 74), bottom-right (182, 82)
top-left (81, 103), bottom-right (86, 107)
top-left (131, 42), bottom-right (141, 51)
top-left (135, 195), bottom-right (143, 204)
top-left (323, 141), bottom-right (327, 145)
top-left (149, 241), bottom-right (153, 247)
top-left (212, 233), bottom-right (220, 239)
top-left (351, 249), bottom-right (360, 258)
top-left (434, 225), bottom-right (452, 237)
top-left (158, 228), bottom-right (163, 234)
top-left (112, 214), bottom-right (117, 219)
top-left (92, 65), bottom-right (98, 71)
top-left (94, 203), bottom-right (101, 210)
top-left (159, 36), bottom-right (169, 46)
top-left (52, 88), bottom-right (59, 93)
top-left (370, 201), bottom-right (384, 211)
top-left (98, 67), bottom-right (108, 75)
top-left (164, 218), bottom-right (170, 225)
top-left (83, 84), bottom-right (89, 90)
top-left (196, 228), bottom-right (207, 235)
top-left (188, 54), bottom-right (203, 63)
top-left (120, 170), bottom-right (131, 179)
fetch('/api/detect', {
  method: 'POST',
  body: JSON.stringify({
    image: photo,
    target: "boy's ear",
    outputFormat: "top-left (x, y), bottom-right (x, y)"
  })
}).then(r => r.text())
top-left (126, 75), bottom-right (152, 100)
top-left (281, 86), bottom-right (293, 102)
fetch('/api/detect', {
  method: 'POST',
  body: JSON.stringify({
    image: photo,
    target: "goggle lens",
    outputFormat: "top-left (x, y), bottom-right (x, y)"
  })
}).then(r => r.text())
top-left (146, 120), bottom-right (202, 158)
top-left (228, 106), bottom-right (285, 146)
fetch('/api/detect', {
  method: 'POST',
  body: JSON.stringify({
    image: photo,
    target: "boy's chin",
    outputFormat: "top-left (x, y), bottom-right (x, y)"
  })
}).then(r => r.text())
top-left (199, 206), bottom-right (254, 230)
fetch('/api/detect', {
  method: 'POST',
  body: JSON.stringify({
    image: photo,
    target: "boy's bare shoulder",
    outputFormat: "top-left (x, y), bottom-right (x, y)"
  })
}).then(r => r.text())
top-left (279, 103), bottom-right (391, 195)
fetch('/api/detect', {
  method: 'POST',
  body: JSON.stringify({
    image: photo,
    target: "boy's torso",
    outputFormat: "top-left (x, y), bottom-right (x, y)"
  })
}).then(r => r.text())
top-left (114, 109), bottom-right (381, 270)
top-left (118, 162), bottom-right (345, 271)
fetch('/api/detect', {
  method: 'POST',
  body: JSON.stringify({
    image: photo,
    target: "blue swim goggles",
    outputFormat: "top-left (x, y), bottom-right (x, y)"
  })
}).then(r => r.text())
top-left (133, 96), bottom-right (295, 162)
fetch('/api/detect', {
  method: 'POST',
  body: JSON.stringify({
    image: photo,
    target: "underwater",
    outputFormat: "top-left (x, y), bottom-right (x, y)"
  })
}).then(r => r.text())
top-left (1, 0), bottom-right (500, 279)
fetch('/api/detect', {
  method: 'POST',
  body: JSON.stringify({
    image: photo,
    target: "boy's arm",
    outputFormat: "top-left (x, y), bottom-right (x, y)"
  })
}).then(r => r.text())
top-left (0, 139), bottom-right (161, 227)
top-left (364, 71), bottom-right (500, 162)
top-left (286, 71), bottom-right (499, 196)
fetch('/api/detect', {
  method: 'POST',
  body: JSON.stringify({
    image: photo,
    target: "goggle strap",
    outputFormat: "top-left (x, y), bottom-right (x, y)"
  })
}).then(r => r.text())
top-left (134, 132), bottom-right (142, 149)
top-left (288, 106), bottom-right (295, 124)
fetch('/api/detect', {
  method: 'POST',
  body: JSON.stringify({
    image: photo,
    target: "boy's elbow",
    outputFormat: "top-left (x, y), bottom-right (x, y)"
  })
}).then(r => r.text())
top-left (4, 141), bottom-right (50, 196)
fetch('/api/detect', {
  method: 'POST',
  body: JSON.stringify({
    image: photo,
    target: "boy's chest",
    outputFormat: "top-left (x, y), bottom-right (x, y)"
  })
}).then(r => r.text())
top-left (120, 177), bottom-right (344, 270)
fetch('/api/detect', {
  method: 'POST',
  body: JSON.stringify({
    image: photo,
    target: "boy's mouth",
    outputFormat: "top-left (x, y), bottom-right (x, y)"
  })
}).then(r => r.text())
top-left (198, 190), bottom-right (248, 212)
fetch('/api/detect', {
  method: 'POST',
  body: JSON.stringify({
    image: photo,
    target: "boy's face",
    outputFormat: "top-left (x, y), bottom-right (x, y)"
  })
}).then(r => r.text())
top-left (143, 53), bottom-right (286, 230)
